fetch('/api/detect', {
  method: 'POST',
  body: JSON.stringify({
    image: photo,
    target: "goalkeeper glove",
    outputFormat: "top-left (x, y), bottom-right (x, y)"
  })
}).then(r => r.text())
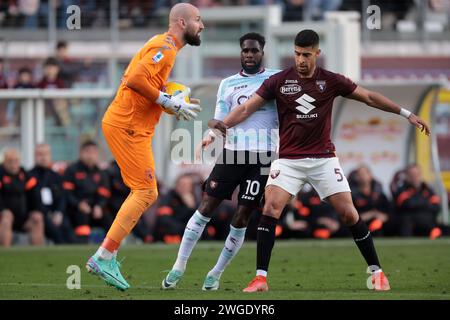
top-left (156, 90), bottom-right (201, 121)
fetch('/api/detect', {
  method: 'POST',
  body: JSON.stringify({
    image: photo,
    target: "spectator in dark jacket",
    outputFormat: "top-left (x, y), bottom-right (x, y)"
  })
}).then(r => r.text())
top-left (351, 165), bottom-right (391, 235)
top-left (0, 148), bottom-right (44, 246)
top-left (38, 57), bottom-right (70, 127)
top-left (37, 57), bottom-right (65, 89)
top-left (295, 184), bottom-right (343, 239)
top-left (29, 143), bottom-right (76, 244)
top-left (154, 174), bottom-right (199, 243)
top-left (63, 140), bottom-right (112, 243)
top-left (278, 195), bottom-right (311, 239)
top-left (393, 164), bottom-right (442, 239)
top-left (6, 67), bottom-right (35, 126)
top-left (14, 67), bottom-right (35, 89)
top-left (284, 184), bottom-right (345, 239)
top-left (55, 41), bottom-right (87, 88)
top-left (283, 0), bottom-right (306, 21)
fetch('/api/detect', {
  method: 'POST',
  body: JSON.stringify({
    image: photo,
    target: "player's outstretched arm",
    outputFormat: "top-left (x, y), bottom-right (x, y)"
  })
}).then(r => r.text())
top-left (223, 94), bottom-right (267, 128)
top-left (347, 86), bottom-right (430, 136)
top-left (208, 119), bottom-right (228, 136)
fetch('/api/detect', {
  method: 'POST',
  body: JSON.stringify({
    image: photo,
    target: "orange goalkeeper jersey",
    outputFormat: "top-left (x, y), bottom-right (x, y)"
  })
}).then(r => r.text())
top-left (103, 32), bottom-right (182, 134)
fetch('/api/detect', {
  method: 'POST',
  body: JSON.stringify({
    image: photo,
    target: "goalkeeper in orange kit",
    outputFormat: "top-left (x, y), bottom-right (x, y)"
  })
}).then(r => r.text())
top-left (85, 3), bottom-right (204, 291)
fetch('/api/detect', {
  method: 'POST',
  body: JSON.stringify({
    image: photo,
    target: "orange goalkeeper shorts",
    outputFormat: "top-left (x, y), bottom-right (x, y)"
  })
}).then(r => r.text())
top-left (102, 122), bottom-right (157, 190)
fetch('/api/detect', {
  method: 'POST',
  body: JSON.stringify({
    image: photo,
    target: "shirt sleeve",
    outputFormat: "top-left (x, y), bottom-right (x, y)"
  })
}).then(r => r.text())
top-left (256, 75), bottom-right (278, 101)
top-left (335, 73), bottom-right (357, 97)
top-left (137, 46), bottom-right (175, 79)
top-left (213, 79), bottom-right (231, 121)
top-left (126, 46), bottom-right (176, 101)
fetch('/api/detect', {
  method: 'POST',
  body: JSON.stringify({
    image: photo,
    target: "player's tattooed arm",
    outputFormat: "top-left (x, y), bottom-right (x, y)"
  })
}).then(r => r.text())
top-left (347, 86), bottom-right (430, 136)
top-left (223, 94), bottom-right (267, 127)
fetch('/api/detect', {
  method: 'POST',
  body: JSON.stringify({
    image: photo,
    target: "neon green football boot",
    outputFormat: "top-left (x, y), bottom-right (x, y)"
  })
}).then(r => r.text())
top-left (202, 274), bottom-right (220, 291)
top-left (161, 269), bottom-right (184, 289)
top-left (86, 255), bottom-right (130, 291)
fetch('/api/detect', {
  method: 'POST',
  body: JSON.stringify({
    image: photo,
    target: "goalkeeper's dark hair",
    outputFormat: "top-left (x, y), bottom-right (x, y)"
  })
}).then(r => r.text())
top-left (295, 29), bottom-right (320, 48)
top-left (240, 32), bottom-right (266, 49)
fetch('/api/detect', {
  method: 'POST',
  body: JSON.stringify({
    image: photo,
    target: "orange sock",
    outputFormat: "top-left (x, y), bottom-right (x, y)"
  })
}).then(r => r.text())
top-left (101, 237), bottom-right (120, 252)
top-left (106, 189), bottom-right (158, 244)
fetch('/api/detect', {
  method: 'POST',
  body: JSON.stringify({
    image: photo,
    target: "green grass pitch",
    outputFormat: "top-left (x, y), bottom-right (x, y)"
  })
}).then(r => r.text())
top-left (1, 238), bottom-right (449, 300)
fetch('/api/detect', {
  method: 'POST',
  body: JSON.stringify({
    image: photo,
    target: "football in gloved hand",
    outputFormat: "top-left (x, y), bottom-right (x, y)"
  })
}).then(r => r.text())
top-left (163, 82), bottom-right (191, 115)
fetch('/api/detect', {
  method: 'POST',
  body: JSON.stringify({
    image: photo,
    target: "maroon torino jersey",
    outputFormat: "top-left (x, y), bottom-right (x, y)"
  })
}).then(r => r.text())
top-left (256, 66), bottom-right (357, 159)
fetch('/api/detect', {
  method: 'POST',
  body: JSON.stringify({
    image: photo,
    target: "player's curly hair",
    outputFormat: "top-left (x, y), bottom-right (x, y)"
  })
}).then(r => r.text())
top-left (295, 29), bottom-right (320, 48)
top-left (239, 32), bottom-right (266, 49)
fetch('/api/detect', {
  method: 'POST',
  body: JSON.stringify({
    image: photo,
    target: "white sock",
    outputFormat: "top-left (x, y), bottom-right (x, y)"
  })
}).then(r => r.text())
top-left (256, 270), bottom-right (267, 277)
top-left (209, 225), bottom-right (246, 278)
top-left (113, 250), bottom-right (118, 258)
top-left (95, 247), bottom-right (114, 260)
top-left (372, 268), bottom-right (383, 274)
top-left (173, 210), bottom-right (210, 272)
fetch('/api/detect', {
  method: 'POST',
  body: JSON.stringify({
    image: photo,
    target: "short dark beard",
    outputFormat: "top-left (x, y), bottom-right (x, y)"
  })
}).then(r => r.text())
top-left (296, 68), bottom-right (309, 75)
top-left (185, 32), bottom-right (201, 46)
top-left (241, 61), bottom-right (262, 74)
top-left (296, 65), bottom-right (314, 78)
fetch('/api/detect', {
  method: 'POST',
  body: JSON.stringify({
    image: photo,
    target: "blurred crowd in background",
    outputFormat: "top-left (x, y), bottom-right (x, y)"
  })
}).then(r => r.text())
top-left (0, 0), bottom-right (449, 246)
top-left (0, 0), bottom-right (448, 28)
top-left (0, 41), bottom-right (94, 129)
top-left (0, 41), bottom-right (87, 91)
top-left (0, 140), bottom-right (447, 247)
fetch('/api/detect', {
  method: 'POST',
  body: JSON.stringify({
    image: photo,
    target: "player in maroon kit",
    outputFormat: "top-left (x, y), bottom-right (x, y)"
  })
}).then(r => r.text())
top-left (224, 29), bottom-right (430, 293)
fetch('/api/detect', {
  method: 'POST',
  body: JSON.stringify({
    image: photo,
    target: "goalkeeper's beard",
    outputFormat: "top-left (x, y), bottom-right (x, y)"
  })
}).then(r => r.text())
top-left (185, 32), bottom-right (201, 46)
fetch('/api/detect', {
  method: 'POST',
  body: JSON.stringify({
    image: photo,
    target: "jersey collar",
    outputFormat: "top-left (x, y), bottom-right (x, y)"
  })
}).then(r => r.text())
top-left (239, 68), bottom-right (265, 77)
top-left (296, 66), bottom-right (320, 80)
top-left (166, 33), bottom-right (183, 50)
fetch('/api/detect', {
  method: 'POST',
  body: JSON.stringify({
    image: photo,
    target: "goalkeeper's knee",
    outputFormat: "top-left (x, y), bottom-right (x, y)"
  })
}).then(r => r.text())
top-left (133, 188), bottom-right (158, 210)
top-left (114, 188), bottom-right (158, 235)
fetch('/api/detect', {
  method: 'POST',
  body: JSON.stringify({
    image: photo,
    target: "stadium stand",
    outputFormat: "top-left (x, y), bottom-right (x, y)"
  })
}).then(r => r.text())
top-left (0, 0), bottom-right (449, 245)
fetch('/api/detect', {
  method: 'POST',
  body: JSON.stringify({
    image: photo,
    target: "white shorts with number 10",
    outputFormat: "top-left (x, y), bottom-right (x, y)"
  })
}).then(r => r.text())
top-left (266, 157), bottom-right (351, 200)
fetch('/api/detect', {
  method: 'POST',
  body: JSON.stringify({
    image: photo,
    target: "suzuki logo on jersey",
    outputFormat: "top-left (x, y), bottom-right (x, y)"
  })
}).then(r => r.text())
top-left (296, 94), bottom-right (318, 118)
